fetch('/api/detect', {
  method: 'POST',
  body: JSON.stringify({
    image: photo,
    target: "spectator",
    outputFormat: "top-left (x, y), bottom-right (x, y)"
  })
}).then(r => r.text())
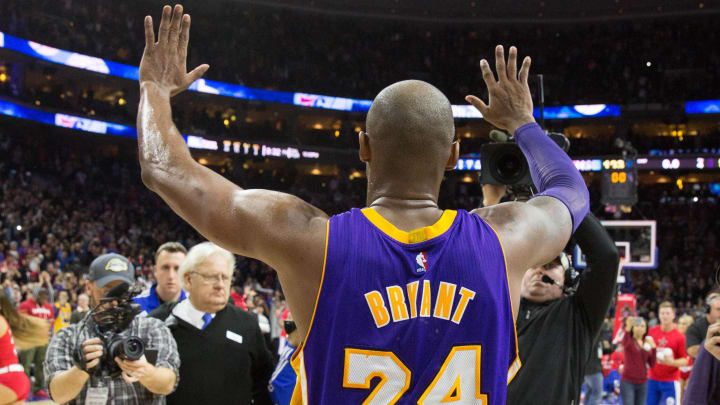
top-left (647, 301), bottom-right (689, 405)
top-left (619, 316), bottom-right (656, 405)
top-left (678, 313), bottom-right (695, 399)
top-left (150, 242), bottom-right (273, 405)
top-left (17, 287), bottom-right (53, 400)
top-left (134, 242), bottom-right (188, 314)
top-left (269, 312), bottom-right (301, 405)
top-left (0, 290), bottom-right (46, 404)
top-left (52, 290), bottom-right (72, 335)
top-left (69, 293), bottom-right (90, 324)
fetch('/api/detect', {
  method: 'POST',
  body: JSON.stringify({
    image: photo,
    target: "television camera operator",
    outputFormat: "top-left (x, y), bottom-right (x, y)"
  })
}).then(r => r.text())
top-left (44, 254), bottom-right (180, 404)
top-left (481, 132), bottom-right (619, 404)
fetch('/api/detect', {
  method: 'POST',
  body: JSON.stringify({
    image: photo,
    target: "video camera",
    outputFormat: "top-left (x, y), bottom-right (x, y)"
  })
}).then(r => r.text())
top-left (480, 129), bottom-right (571, 188)
top-left (74, 283), bottom-right (145, 378)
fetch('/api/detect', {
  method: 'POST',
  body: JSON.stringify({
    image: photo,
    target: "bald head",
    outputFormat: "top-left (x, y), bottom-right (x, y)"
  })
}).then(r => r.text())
top-left (364, 80), bottom-right (455, 183)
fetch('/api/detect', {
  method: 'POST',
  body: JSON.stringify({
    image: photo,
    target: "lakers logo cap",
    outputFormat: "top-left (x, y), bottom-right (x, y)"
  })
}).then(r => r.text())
top-left (89, 253), bottom-right (135, 287)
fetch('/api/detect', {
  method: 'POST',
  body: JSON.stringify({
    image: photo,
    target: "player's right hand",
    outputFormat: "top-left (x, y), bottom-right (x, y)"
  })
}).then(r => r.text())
top-left (704, 322), bottom-right (720, 361)
top-left (81, 337), bottom-right (104, 370)
top-left (465, 45), bottom-right (535, 135)
top-left (139, 4), bottom-right (209, 97)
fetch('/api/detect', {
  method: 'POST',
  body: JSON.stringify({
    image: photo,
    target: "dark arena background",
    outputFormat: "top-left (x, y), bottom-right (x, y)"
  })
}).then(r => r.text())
top-left (1, 0), bottom-right (719, 404)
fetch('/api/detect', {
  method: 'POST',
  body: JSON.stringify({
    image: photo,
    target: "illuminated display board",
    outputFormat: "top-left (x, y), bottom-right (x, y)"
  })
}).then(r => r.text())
top-left (0, 99), bottom-right (322, 160)
top-left (0, 30), bottom-right (621, 118)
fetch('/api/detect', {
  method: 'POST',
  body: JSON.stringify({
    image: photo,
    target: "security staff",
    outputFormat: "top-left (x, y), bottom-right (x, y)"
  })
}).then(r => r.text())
top-left (150, 242), bottom-right (273, 405)
top-left (134, 242), bottom-right (188, 314)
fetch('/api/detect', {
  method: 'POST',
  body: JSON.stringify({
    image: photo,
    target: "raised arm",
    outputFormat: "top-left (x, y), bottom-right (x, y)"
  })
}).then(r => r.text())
top-left (572, 214), bottom-right (620, 337)
top-left (137, 5), bottom-right (327, 334)
top-left (468, 45), bottom-right (590, 314)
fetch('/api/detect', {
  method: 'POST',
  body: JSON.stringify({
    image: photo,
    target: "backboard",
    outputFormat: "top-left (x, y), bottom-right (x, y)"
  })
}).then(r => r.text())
top-left (573, 220), bottom-right (657, 270)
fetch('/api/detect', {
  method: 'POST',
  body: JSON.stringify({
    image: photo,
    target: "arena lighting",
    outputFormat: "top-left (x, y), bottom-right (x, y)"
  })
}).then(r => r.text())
top-left (453, 156), bottom-right (720, 172)
top-left (686, 99), bottom-right (720, 114)
top-left (0, 30), bottom-right (624, 118)
top-left (0, 98), bottom-right (322, 160)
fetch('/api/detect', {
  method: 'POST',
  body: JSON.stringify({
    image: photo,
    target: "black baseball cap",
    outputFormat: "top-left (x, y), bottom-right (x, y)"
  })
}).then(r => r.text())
top-left (88, 253), bottom-right (134, 287)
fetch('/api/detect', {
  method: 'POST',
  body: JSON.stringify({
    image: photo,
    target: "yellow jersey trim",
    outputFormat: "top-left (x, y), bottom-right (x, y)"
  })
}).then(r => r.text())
top-left (361, 208), bottom-right (457, 244)
top-left (483, 218), bottom-right (523, 385)
top-left (290, 220), bottom-right (330, 404)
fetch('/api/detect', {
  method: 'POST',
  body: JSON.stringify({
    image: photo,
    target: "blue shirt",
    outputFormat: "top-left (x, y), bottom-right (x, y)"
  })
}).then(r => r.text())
top-left (269, 341), bottom-right (297, 405)
top-left (133, 283), bottom-right (187, 315)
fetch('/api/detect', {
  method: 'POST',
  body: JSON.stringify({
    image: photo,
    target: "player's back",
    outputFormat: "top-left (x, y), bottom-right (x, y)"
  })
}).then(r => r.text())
top-left (291, 207), bottom-right (519, 404)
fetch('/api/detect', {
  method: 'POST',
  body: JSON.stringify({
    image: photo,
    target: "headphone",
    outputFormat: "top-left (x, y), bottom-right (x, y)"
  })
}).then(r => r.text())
top-left (559, 252), bottom-right (581, 296)
top-left (705, 293), bottom-right (720, 314)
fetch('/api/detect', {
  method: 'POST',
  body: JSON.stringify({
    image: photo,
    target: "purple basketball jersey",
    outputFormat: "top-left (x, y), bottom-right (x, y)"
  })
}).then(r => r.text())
top-left (291, 208), bottom-right (519, 404)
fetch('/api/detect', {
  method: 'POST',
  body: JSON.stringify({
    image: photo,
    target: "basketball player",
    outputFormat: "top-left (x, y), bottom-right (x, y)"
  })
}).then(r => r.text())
top-left (137, 5), bottom-right (589, 403)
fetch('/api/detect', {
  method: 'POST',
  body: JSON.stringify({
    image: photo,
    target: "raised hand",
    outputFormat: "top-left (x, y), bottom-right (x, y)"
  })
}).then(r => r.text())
top-left (139, 4), bottom-right (209, 97)
top-left (704, 322), bottom-right (720, 361)
top-left (465, 45), bottom-right (535, 134)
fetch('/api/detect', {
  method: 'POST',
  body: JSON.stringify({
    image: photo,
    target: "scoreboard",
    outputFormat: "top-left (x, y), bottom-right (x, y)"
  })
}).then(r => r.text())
top-left (600, 158), bottom-right (638, 206)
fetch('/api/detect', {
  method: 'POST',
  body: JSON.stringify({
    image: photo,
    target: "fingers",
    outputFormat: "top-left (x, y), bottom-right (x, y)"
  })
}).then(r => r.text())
top-left (86, 358), bottom-right (100, 370)
top-left (144, 16), bottom-right (155, 51)
top-left (707, 322), bottom-right (720, 339)
top-left (85, 349), bottom-right (103, 362)
top-left (178, 14), bottom-right (190, 55)
top-left (495, 45), bottom-right (508, 83)
top-left (185, 64), bottom-right (210, 86)
top-left (122, 371), bottom-right (139, 384)
top-left (478, 59), bottom-right (497, 90)
top-left (518, 56), bottom-right (532, 85)
top-left (158, 5), bottom-right (172, 44)
top-left (507, 46), bottom-right (518, 81)
top-left (465, 95), bottom-right (489, 117)
top-left (167, 4), bottom-right (184, 48)
top-left (83, 338), bottom-right (102, 346)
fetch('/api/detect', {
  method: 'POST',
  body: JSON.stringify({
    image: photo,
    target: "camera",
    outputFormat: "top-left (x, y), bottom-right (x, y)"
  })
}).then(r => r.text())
top-left (480, 130), bottom-right (571, 186)
top-left (74, 283), bottom-right (145, 377)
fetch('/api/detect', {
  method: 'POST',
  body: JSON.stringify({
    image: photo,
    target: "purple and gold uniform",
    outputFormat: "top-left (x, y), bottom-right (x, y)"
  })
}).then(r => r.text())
top-left (291, 208), bottom-right (520, 404)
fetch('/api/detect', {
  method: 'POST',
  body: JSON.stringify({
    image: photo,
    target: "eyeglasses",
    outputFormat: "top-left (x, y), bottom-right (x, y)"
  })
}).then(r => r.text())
top-left (190, 271), bottom-right (232, 285)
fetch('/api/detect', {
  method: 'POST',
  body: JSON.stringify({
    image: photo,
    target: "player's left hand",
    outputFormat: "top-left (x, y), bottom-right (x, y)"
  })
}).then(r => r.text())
top-left (139, 4), bottom-right (209, 97)
top-left (704, 322), bottom-right (720, 361)
top-left (115, 355), bottom-right (154, 384)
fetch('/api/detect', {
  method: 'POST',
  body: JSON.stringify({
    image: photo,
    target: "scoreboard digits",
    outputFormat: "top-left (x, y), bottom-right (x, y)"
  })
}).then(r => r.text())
top-left (601, 158), bottom-right (638, 206)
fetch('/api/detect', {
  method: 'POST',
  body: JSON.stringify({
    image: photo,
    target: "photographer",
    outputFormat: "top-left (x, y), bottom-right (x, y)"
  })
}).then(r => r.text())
top-left (44, 254), bottom-right (180, 404)
top-left (483, 185), bottom-right (620, 404)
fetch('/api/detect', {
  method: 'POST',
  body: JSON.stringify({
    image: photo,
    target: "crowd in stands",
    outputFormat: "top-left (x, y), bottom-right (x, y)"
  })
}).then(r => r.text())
top-left (2, 0), bottom-right (719, 106)
top-left (0, 94), bottom-right (718, 403)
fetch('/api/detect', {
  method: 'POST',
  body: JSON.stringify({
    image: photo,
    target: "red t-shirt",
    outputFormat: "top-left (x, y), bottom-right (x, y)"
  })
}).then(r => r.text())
top-left (647, 325), bottom-right (686, 382)
top-left (611, 349), bottom-right (625, 371)
top-left (18, 299), bottom-right (54, 322)
top-left (680, 355), bottom-right (693, 380)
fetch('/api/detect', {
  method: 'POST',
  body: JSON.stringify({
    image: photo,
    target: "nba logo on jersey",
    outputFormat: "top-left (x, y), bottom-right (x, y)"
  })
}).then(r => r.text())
top-left (416, 252), bottom-right (429, 273)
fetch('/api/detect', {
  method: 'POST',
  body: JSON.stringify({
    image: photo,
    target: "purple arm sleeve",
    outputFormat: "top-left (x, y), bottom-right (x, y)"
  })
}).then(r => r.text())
top-left (514, 122), bottom-right (590, 232)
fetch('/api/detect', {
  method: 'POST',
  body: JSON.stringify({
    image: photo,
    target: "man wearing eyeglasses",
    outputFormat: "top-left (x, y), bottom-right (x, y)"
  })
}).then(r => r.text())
top-left (150, 242), bottom-right (273, 405)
